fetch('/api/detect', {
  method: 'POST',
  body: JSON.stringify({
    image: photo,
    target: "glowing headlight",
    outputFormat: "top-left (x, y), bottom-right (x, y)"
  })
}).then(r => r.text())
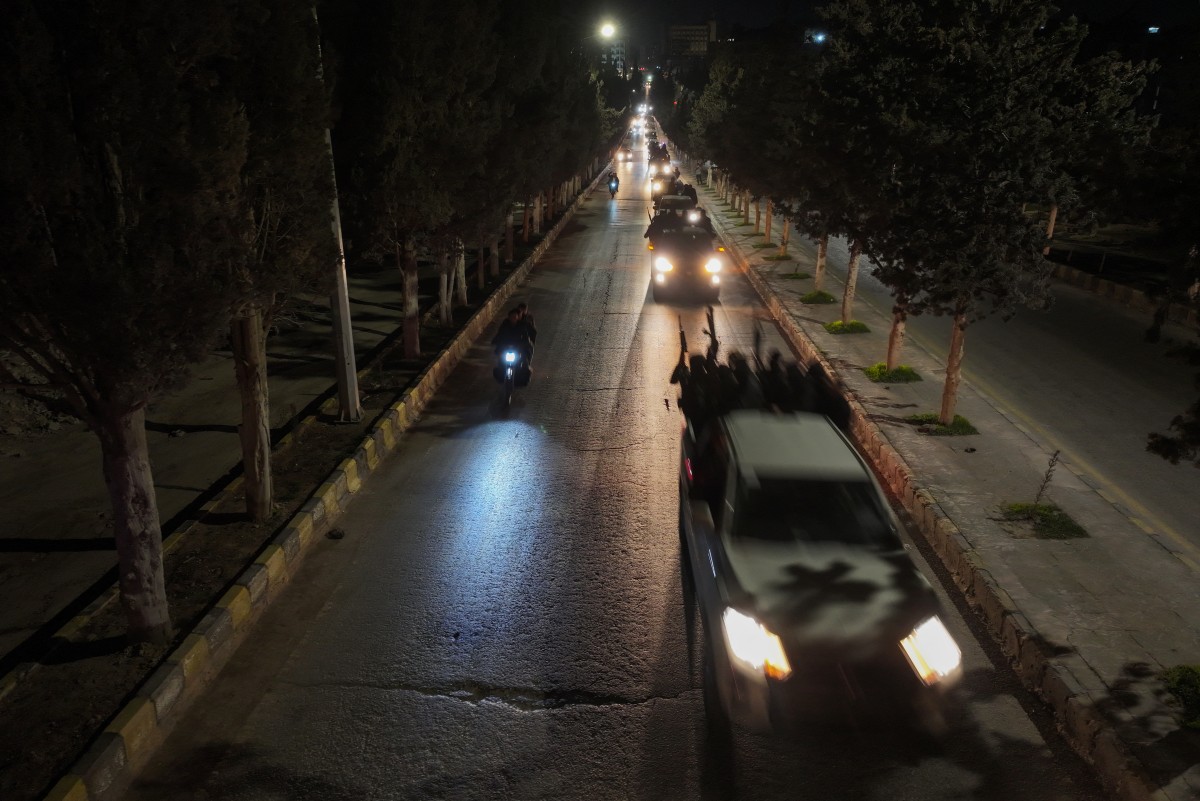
top-left (722, 609), bottom-right (792, 679)
top-left (649, 164), bottom-right (657, 175)
top-left (688, 211), bottom-right (701, 223)
top-left (503, 351), bottom-right (518, 364)
top-left (900, 616), bottom-right (962, 686)
top-left (705, 258), bottom-right (722, 273)
top-left (652, 181), bottom-right (662, 192)
top-left (654, 257), bottom-right (673, 272)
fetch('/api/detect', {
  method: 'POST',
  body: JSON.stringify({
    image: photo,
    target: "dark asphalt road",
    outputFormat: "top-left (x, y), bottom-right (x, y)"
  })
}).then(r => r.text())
top-left (127, 153), bottom-right (1105, 801)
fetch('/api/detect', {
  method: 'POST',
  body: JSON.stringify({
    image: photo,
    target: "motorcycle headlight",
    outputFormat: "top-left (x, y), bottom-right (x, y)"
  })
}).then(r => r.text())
top-left (654, 257), bottom-right (673, 272)
top-left (899, 616), bottom-right (962, 686)
top-left (688, 211), bottom-right (701, 223)
top-left (705, 258), bottom-right (722, 273)
top-left (503, 351), bottom-right (518, 364)
top-left (722, 609), bottom-right (792, 680)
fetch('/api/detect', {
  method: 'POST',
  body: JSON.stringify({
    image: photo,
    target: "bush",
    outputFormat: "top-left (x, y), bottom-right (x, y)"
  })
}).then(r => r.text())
top-left (1164, 665), bottom-right (1200, 729)
top-left (752, 241), bottom-right (775, 249)
top-left (824, 320), bottom-right (870, 334)
top-left (800, 290), bottom-right (836, 304)
top-left (1000, 503), bottom-right (1088, 539)
top-left (764, 253), bottom-right (794, 261)
top-left (905, 412), bottom-right (979, 435)
top-left (864, 363), bottom-right (922, 382)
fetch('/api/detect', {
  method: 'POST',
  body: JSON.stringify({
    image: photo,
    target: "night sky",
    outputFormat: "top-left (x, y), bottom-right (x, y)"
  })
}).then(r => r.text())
top-left (584, 0), bottom-right (1200, 53)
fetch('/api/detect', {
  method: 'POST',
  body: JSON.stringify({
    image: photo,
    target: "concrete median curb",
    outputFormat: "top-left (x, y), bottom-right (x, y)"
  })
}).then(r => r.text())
top-left (40, 169), bottom-right (606, 801)
top-left (722, 225), bottom-right (1168, 801)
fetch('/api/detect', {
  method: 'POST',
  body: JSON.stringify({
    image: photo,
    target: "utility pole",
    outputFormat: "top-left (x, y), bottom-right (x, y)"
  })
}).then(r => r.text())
top-left (313, 6), bottom-right (362, 422)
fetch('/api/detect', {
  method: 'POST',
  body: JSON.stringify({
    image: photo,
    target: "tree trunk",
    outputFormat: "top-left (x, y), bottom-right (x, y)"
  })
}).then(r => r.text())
top-left (780, 218), bottom-right (791, 256)
top-left (815, 233), bottom-right (829, 291)
top-left (477, 241), bottom-right (486, 291)
top-left (754, 199), bottom-right (761, 234)
top-left (505, 211), bottom-right (515, 263)
top-left (841, 238), bottom-right (862, 322)
top-left (522, 198), bottom-right (531, 243)
top-left (939, 308), bottom-right (968, 425)
top-left (455, 247), bottom-right (468, 306)
top-left (1042, 204), bottom-right (1059, 256)
top-left (324, 129), bottom-right (361, 423)
top-left (231, 309), bottom-right (272, 523)
top-left (764, 200), bottom-right (773, 242)
top-left (98, 405), bottom-right (171, 643)
top-left (402, 238), bottom-right (420, 358)
top-left (437, 250), bottom-right (451, 326)
top-left (886, 306), bottom-right (907, 371)
top-left (490, 234), bottom-right (501, 279)
top-left (743, 191), bottom-right (751, 225)
top-left (533, 192), bottom-right (543, 235)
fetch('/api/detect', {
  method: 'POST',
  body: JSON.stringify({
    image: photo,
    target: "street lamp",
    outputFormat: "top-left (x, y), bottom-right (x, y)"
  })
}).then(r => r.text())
top-left (600, 22), bottom-right (616, 38)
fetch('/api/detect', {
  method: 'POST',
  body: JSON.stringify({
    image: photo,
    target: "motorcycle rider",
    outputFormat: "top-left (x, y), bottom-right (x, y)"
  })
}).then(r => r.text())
top-left (491, 308), bottom-right (532, 369)
top-left (607, 171), bottom-right (620, 196)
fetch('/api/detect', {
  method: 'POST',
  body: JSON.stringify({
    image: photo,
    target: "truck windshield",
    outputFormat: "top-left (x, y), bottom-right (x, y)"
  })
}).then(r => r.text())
top-left (732, 476), bottom-right (895, 547)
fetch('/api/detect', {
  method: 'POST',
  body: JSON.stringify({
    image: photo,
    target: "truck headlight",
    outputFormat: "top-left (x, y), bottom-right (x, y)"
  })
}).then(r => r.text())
top-left (722, 609), bottom-right (792, 680)
top-left (900, 616), bottom-right (962, 686)
top-left (654, 257), bottom-right (673, 272)
top-left (705, 258), bottom-right (722, 273)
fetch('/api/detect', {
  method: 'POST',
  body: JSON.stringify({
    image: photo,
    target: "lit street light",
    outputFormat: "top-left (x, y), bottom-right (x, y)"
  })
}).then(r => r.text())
top-left (600, 22), bottom-right (615, 38)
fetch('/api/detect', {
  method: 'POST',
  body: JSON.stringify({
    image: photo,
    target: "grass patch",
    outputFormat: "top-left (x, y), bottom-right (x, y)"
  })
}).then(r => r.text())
top-left (905, 412), bottom-right (979, 435)
top-left (999, 503), bottom-right (1089, 539)
top-left (752, 242), bottom-right (776, 249)
top-left (864, 363), bottom-right (922, 382)
top-left (778, 271), bottom-right (811, 280)
top-left (763, 253), bottom-right (794, 261)
top-left (800, 290), bottom-right (837, 304)
top-left (1163, 665), bottom-right (1200, 729)
top-left (735, 221), bottom-right (754, 227)
top-left (824, 320), bottom-right (870, 334)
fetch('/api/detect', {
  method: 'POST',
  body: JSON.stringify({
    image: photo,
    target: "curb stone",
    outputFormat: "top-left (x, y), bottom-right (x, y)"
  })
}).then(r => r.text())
top-left (38, 168), bottom-right (607, 801)
top-left (713, 200), bottom-right (1171, 801)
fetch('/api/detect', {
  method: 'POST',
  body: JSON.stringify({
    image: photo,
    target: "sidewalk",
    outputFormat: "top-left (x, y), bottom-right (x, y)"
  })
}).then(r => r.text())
top-left (692, 176), bottom-right (1200, 799)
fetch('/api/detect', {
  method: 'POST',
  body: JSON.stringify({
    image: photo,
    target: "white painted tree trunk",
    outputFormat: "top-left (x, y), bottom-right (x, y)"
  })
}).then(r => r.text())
top-left (841, 238), bottom-right (862, 322)
top-left (1042, 204), bottom-right (1059, 256)
top-left (886, 307), bottom-right (907, 371)
top-left (401, 238), bottom-right (420, 358)
top-left (533, 193), bottom-right (542, 235)
top-left (98, 405), bottom-right (171, 642)
top-left (815, 233), bottom-right (829, 291)
top-left (780, 218), bottom-right (791, 256)
top-left (939, 309), bottom-right (969, 425)
top-left (764, 200), bottom-right (773, 242)
top-left (455, 247), bottom-right (468, 306)
top-left (505, 211), bottom-right (514, 263)
top-left (754, 199), bottom-right (761, 234)
top-left (437, 250), bottom-right (451, 326)
top-left (743, 191), bottom-right (751, 225)
top-left (231, 308), bottom-right (272, 523)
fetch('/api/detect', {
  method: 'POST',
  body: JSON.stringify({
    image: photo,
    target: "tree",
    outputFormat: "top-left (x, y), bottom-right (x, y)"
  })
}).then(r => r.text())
top-left (821, 0), bottom-right (1150, 422)
top-left (0, 1), bottom-right (250, 641)
top-left (228, 0), bottom-right (339, 522)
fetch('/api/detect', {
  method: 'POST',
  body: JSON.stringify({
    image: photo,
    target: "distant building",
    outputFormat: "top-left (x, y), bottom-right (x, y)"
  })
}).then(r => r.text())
top-left (668, 20), bottom-right (717, 59)
top-left (600, 39), bottom-right (626, 76)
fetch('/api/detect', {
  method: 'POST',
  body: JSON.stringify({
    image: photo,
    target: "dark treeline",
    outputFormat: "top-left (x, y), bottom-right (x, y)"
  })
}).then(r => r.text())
top-left (656, 0), bottom-right (1199, 467)
top-left (0, 0), bottom-right (620, 640)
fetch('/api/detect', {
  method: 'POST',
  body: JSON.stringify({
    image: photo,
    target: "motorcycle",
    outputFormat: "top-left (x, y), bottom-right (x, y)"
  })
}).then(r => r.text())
top-left (609, 178), bottom-right (619, 198)
top-left (494, 348), bottom-right (530, 408)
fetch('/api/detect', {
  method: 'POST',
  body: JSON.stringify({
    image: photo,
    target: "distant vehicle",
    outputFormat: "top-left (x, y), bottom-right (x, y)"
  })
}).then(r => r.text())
top-left (616, 146), bottom-right (633, 162)
top-left (649, 225), bottom-right (723, 302)
top-left (679, 410), bottom-right (963, 738)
